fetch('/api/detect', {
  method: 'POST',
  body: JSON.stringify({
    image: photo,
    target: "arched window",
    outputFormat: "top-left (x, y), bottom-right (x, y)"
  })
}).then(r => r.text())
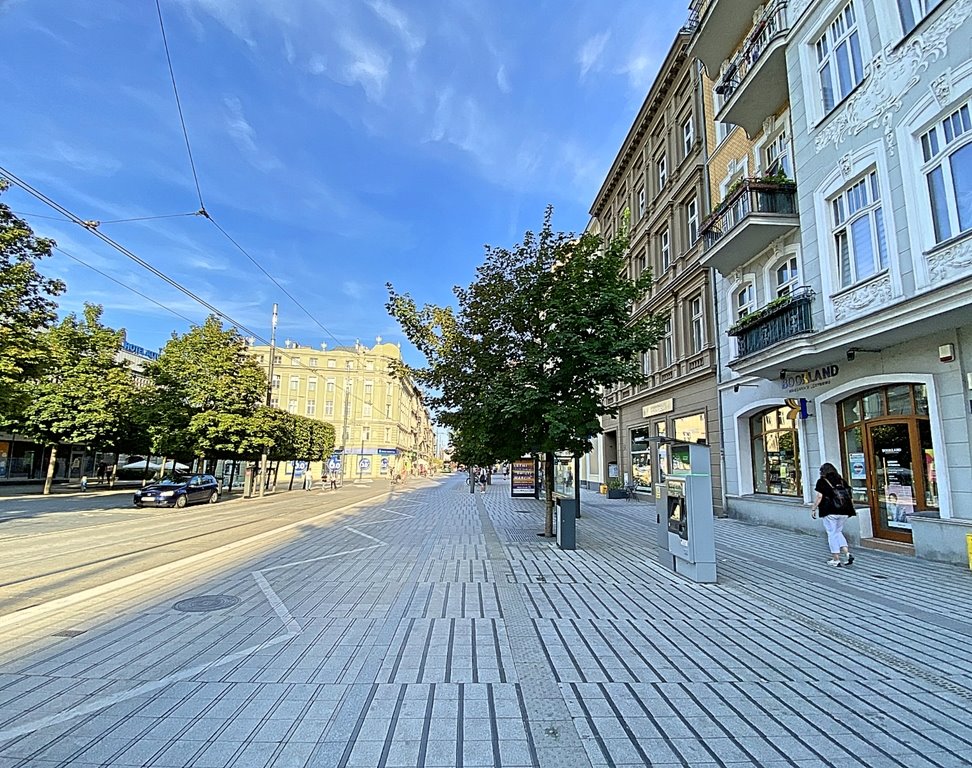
top-left (735, 283), bottom-right (755, 319)
top-left (775, 255), bottom-right (800, 297)
top-left (750, 407), bottom-right (802, 496)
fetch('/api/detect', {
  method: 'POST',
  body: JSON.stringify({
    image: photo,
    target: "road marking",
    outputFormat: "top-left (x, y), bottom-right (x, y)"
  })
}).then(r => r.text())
top-left (380, 508), bottom-right (415, 518)
top-left (0, 492), bottom-right (392, 631)
top-left (344, 526), bottom-right (386, 544)
top-left (258, 544), bottom-right (383, 572)
top-left (252, 571), bottom-right (301, 635)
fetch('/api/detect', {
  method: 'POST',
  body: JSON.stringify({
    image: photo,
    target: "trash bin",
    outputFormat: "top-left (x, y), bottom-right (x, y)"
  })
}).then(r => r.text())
top-left (556, 498), bottom-right (577, 550)
top-left (967, 533), bottom-right (972, 571)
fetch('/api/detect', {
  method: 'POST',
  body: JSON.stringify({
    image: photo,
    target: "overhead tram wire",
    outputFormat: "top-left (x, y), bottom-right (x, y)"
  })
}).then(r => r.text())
top-left (153, 3), bottom-right (352, 353)
top-left (14, 210), bottom-right (201, 226)
top-left (155, 0), bottom-right (205, 212)
top-left (0, 165), bottom-right (261, 342)
top-left (3, 167), bottom-right (394, 414)
top-left (54, 246), bottom-right (198, 325)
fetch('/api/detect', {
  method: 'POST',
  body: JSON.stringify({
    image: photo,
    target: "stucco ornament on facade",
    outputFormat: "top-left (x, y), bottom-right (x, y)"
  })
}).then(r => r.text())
top-left (926, 238), bottom-right (972, 282)
top-left (931, 69), bottom-right (953, 106)
top-left (833, 273), bottom-right (892, 321)
top-left (814, 0), bottom-right (972, 155)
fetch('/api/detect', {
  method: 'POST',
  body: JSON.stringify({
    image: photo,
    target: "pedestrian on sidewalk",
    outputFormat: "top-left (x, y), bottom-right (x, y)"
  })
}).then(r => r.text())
top-left (80, 475), bottom-right (88, 492)
top-left (478, 467), bottom-right (487, 493)
top-left (810, 461), bottom-right (857, 567)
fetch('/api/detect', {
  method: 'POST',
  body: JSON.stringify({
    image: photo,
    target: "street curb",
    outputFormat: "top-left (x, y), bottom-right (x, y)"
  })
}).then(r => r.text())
top-left (0, 490), bottom-right (394, 632)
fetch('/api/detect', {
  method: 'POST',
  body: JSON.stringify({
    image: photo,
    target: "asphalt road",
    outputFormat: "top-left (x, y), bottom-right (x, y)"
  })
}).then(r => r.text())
top-left (0, 481), bottom-right (406, 619)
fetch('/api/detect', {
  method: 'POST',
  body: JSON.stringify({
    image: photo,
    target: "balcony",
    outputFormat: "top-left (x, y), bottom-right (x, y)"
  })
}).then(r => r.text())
top-left (728, 288), bottom-right (814, 360)
top-left (700, 177), bottom-right (798, 274)
top-left (715, 1), bottom-right (790, 136)
top-left (687, 0), bottom-right (763, 78)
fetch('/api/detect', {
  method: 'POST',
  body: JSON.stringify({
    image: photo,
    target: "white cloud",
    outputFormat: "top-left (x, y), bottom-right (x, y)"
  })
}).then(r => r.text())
top-left (496, 64), bottom-right (511, 94)
top-left (222, 96), bottom-right (282, 172)
top-left (578, 31), bottom-right (610, 78)
top-left (367, 0), bottom-right (424, 56)
top-left (52, 141), bottom-right (120, 175)
top-left (342, 280), bottom-right (364, 299)
top-left (337, 33), bottom-right (391, 103)
top-left (619, 53), bottom-right (658, 93)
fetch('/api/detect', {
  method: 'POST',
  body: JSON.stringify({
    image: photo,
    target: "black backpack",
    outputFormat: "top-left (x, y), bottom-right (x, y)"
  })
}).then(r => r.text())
top-left (828, 480), bottom-right (855, 515)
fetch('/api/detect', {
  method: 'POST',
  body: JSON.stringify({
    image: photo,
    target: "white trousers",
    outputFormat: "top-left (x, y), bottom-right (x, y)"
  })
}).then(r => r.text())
top-left (822, 515), bottom-right (849, 553)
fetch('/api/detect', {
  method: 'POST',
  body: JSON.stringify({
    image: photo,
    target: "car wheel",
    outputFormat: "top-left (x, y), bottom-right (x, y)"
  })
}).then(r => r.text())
top-left (209, 491), bottom-right (219, 504)
top-left (175, 495), bottom-right (188, 508)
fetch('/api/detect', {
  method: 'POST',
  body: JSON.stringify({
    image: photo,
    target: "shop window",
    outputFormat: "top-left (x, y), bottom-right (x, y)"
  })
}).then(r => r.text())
top-left (630, 427), bottom-right (652, 489)
top-left (831, 170), bottom-right (889, 288)
top-left (673, 413), bottom-right (706, 443)
top-left (814, 1), bottom-right (864, 114)
top-left (920, 102), bottom-right (972, 243)
top-left (750, 407), bottom-right (802, 496)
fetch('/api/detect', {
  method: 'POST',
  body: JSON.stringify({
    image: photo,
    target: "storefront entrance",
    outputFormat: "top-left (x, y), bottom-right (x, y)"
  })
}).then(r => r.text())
top-left (839, 384), bottom-right (938, 543)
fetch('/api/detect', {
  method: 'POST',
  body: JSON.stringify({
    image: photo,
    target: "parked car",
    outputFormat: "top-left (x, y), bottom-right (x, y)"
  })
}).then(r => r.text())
top-left (134, 473), bottom-right (219, 508)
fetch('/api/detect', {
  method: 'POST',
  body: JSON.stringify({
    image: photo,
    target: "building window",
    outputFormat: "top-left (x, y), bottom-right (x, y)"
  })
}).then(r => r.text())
top-left (289, 375), bottom-right (299, 390)
top-left (657, 155), bottom-right (667, 191)
top-left (736, 283), bottom-right (756, 319)
top-left (638, 250), bottom-right (647, 277)
top-left (364, 381), bottom-right (374, 400)
top-left (273, 355), bottom-right (282, 365)
top-left (290, 356), bottom-right (300, 366)
top-left (682, 116), bottom-right (694, 158)
top-left (308, 377), bottom-right (317, 391)
top-left (309, 357), bottom-right (318, 367)
top-left (815, 1), bottom-right (864, 114)
top-left (386, 401), bottom-right (393, 418)
top-left (686, 197), bottom-right (699, 245)
top-left (631, 427), bottom-right (652, 489)
top-left (642, 351), bottom-right (652, 375)
top-left (270, 396), bottom-right (279, 408)
top-left (831, 170), bottom-right (888, 288)
top-left (346, 361), bottom-right (354, 370)
top-left (288, 399), bottom-right (298, 414)
top-left (660, 229), bottom-right (671, 272)
top-left (363, 403), bottom-right (373, 418)
top-left (637, 186), bottom-right (646, 219)
top-left (327, 359), bottom-right (336, 368)
top-left (325, 378), bottom-right (335, 393)
top-left (713, 85), bottom-right (733, 143)
top-left (306, 400), bottom-right (316, 416)
top-left (764, 128), bottom-right (792, 178)
top-left (750, 407), bottom-right (802, 496)
top-left (690, 296), bottom-right (704, 353)
top-left (897, 0), bottom-right (944, 34)
top-left (257, 355), bottom-right (265, 363)
top-left (661, 315), bottom-right (673, 367)
top-left (673, 413), bottom-right (706, 443)
top-left (384, 427), bottom-right (391, 442)
top-left (920, 102), bottom-right (972, 244)
top-left (776, 256), bottom-right (800, 296)
top-left (272, 374), bottom-right (280, 389)
top-left (362, 426), bottom-right (371, 441)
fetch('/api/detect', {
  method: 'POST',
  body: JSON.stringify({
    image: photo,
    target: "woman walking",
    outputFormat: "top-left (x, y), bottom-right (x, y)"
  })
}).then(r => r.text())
top-left (810, 462), bottom-right (857, 567)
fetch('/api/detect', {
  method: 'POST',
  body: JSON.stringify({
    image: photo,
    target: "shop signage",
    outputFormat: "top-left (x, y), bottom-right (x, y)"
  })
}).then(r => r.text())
top-left (123, 341), bottom-right (160, 361)
top-left (781, 364), bottom-right (839, 393)
top-left (642, 398), bottom-right (675, 418)
top-left (377, 448), bottom-right (397, 455)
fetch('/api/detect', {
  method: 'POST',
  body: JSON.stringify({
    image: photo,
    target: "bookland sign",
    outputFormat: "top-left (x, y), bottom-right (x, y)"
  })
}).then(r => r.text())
top-left (781, 364), bottom-right (839, 394)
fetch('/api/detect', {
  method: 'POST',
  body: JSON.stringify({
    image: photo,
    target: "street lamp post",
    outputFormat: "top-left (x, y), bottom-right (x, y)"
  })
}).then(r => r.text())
top-left (258, 303), bottom-right (278, 498)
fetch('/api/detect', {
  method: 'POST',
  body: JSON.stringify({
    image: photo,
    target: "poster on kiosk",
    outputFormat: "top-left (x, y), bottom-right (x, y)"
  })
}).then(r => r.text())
top-left (657, 441), bottom-right (716, 583)
top-left (510, 457), bottom-right (538, 498)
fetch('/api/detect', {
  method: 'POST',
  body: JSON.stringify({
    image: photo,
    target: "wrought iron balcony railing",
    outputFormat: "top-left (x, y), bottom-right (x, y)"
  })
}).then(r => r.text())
top-left (701, 177), bottom-right (797, 251)
top-left (728, 287), bottom-right (814, 358)
top-left (714, 0), bottom-right (789, 100)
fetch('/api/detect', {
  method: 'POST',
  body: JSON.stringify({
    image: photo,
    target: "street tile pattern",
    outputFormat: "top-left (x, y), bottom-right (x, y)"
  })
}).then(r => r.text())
top-left (0, 478), bottom-right (971, 766)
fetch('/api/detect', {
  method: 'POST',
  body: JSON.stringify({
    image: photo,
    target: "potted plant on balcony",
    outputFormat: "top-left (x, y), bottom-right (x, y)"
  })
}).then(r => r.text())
top-left (727, 294), bottom-right (793, 336)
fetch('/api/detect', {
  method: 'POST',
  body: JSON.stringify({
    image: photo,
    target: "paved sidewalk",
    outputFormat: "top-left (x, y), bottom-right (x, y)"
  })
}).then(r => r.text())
top-left (0, 476), bottom-right (970, 767)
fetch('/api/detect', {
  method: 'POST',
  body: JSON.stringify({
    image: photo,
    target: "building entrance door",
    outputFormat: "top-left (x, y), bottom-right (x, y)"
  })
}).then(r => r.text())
top-left (866, 422), bottom-right (918, 542)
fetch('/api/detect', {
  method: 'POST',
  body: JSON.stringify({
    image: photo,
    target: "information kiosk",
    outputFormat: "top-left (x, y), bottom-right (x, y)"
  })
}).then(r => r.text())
top-left (657, 441), bottom-right (716, 583)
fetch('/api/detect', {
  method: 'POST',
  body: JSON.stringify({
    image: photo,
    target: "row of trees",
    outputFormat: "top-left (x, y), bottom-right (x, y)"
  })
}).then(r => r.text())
top-left (0, 182), bottom-right (334, 493)
top-left (387, 207), bottom-right (663, 535)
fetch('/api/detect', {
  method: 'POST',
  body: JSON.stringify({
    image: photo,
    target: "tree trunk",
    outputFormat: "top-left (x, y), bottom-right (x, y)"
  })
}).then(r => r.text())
top-left (468, 467), bottom-right (475, 494)
top-left (543, 451), bottom-right (555, 537)
top-left (288, 462), bottom-right (296, 491)
top-left (143, 454), bottom-right (152, 486)
top-left (43, 443), bottom-right (58, 495)
top-left (159, 456), bottom-right (168, 482)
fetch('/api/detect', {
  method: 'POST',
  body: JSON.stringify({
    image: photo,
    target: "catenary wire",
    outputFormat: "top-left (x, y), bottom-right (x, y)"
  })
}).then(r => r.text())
top-left (155, 0), bottom-right (205, 211)
top-left (151, 5), bottom-right (353, 351)
top-left (4, 166), bottom-right (406, 413)
top-left (54, 246), bottom-right (197, 325)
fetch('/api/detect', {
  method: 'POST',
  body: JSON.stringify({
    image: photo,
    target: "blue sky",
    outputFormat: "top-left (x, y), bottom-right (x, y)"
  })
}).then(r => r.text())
top-left (0, 0), bottom-right (687, 365)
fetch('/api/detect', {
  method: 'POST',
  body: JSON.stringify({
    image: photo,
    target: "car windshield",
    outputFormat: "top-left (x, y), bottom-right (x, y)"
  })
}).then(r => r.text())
top-left (157, 474), bottom-right (190, 485)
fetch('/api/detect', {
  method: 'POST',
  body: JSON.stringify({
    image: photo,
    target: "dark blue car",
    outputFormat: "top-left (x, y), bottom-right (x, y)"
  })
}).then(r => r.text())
top-left (134, 473), bottom-right (219, 508)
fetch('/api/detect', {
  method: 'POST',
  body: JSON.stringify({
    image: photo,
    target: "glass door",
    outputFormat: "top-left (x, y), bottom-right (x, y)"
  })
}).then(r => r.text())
top-left (867, 422), bottom-right (918, 542)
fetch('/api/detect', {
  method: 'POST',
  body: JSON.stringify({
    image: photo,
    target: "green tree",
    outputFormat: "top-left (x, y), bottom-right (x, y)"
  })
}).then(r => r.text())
top-left (0, 181), bottom-right (66, 422)
top-left (388, 207), bottom-right (662, 534)
top-left (145, 315), bottom-right (267, 462)
top-left (18, 304), bottom-right (138, 493)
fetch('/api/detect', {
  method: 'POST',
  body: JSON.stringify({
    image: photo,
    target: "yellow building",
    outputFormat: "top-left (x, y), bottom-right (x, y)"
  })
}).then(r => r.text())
top-left (246, 338), bottom-right (435, 481)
